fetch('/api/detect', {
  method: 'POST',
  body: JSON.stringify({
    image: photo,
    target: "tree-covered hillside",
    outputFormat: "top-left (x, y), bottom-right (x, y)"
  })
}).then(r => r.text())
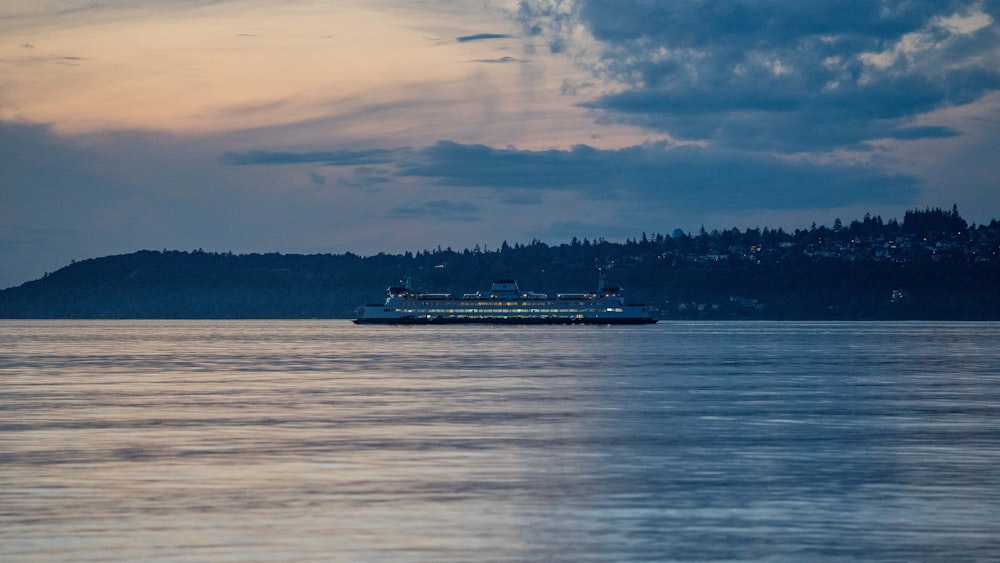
top-left (2, 207), bottom-right (999, 319)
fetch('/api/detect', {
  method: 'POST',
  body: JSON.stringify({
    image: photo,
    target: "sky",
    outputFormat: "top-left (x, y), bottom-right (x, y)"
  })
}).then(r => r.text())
top-left (2, 0), bottom-right (999, 288)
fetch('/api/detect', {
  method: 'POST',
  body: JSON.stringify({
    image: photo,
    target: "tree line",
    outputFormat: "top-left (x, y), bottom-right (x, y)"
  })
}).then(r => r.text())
top-left (2, 207), bottom-right (998, 319)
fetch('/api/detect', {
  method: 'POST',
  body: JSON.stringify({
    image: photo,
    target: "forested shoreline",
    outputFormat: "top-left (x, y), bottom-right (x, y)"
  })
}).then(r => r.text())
top-left (3, 207), bottom-right (999, 320)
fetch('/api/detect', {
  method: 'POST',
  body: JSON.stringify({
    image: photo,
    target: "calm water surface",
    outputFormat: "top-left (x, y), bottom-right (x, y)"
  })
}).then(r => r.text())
top-left (2, 321), bottom-right (999, 561)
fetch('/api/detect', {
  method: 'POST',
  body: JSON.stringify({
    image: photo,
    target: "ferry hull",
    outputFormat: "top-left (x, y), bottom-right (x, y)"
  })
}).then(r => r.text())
top-left (354, 275), bottom-right (657, 325)
top-left (354, 316), bottom-right (657, 325)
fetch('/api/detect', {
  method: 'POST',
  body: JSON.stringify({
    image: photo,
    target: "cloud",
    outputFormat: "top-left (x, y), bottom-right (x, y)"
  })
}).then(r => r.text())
top-left (222, 148), bottom-right (399, 166)
top-left (456, 33), bottom-right (512, 42)
top-left (387, 199), bottom-right (480, 221)
top-left (399, 141), bottom-right (617, 190)
top-left (222, 137), bottom-right (919, 213)
top-left (337, 166), bottom-right (393, 192)
top-left (308, 171), bottom-right (326, 185)
top-left (471, 56), bottom-right (526, 64)
top-left (514, 0), bottom-right (574, 53)
top-left (517, 1), bottom-right (1000, 152)
top-left (887, 125), bottom-right (962, 140)
top-left (497, 190), bottom-right (543, 205)
top-left (5, 1), bottom-right (997, 291)
top-left (398, 141), bottom-right (918, 211)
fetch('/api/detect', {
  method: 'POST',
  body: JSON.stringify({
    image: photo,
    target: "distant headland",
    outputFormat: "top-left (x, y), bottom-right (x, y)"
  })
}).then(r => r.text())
top-left (2, 206), bottom-right (999, 320)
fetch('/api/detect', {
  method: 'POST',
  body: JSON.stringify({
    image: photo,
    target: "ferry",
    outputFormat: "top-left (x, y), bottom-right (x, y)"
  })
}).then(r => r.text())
top-left (354, 271), bottom-right (657, 324)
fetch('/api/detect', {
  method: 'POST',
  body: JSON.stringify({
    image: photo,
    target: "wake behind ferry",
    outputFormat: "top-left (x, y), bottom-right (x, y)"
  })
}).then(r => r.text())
top-left (354, 271), bottom-right (657, 324)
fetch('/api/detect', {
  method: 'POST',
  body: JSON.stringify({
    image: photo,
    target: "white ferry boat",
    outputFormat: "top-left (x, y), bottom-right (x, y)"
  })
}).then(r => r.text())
top-left (354, 272), bottom-right (657, 324)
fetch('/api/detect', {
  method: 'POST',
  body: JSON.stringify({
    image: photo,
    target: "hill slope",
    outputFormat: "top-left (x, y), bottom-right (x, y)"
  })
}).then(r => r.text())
top-left (3, 209), bottom-right (999, 319)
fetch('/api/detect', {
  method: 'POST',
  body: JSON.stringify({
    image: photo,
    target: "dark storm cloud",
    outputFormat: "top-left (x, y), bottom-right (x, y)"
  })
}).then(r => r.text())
top-left (577, 1), bottom-right (953, 49)
top-left (587, 68), bottom-right (994, 150)
top-left (399, 141), bottom-right (617, 190)
top-left (397, 140), bottom-right (917, 211)
top-left (223, 138), bottom-right (917, 211)
top-left (520, 0), bottom-right (1000, 152)
top-left (888, 126), bottom-right (962, 140)
top-left (456, 33), bottom-right (512, 42)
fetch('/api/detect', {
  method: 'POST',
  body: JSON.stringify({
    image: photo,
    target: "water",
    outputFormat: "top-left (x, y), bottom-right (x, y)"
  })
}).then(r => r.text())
top-left (2, 321), bottom-right (999, 561)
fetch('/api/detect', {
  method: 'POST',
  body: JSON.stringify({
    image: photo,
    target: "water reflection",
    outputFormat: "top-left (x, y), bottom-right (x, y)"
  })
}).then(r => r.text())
top-left (2, 321), bottom-right (999, 560)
